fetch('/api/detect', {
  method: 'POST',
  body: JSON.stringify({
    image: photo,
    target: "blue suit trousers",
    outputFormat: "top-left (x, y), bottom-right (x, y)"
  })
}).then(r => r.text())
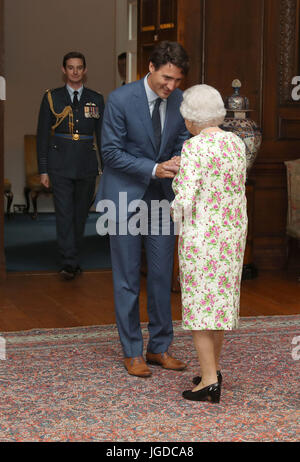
top-left (109, 181), bottom-right (176, 358)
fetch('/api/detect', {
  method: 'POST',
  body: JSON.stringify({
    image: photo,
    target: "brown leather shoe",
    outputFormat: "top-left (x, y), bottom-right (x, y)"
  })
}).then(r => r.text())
top-left (124, 356), bottom-right (152, 378)
top-left (146, 351), bottom-right (187, 371)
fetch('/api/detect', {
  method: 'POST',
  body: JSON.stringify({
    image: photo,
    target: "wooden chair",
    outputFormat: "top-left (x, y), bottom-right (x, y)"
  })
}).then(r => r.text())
top-left (284, 159), bottom-right (300, 273)
top-left (24, 135), bottom-right (52, 219)
top-left (4, 178), bottom-right (13, 216)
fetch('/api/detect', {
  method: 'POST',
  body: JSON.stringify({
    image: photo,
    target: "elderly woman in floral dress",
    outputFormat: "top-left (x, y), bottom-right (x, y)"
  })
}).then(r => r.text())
top-left (171, 84), bottom-right (248, 403)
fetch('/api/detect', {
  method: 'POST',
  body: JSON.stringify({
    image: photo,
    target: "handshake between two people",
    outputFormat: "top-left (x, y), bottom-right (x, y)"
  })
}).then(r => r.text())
top-left (155, 156), bottom-right (181, 179)
top-left (40, 156), bottom-right (182, 186)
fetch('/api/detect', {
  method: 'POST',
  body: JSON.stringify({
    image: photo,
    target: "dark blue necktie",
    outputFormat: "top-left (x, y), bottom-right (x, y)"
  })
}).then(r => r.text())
top-left (73, 90), bottom-right (79, 107)
top-left (152, 97), bottom-right (162, 152)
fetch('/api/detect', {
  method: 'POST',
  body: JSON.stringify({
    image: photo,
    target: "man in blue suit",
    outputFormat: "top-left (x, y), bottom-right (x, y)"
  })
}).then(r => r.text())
top-left (96, 42), bottom-right (190, 377)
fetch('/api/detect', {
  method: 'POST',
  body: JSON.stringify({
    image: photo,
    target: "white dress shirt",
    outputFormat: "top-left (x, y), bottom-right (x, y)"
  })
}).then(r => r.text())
top-left (144, 74), bottom-right (167, 178)
top-left (66, 84), bottom-right (84, 102)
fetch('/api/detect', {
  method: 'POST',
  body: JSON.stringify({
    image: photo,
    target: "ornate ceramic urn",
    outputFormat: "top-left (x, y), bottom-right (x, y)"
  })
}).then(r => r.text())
top-left (221, 80), bottom-right (261, 280)
top-left (221, 79), bottom-right (262, 172)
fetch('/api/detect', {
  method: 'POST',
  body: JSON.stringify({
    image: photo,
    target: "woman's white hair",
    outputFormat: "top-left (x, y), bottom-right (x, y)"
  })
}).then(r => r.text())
top-left (180, 84), bottom-right (226, 127)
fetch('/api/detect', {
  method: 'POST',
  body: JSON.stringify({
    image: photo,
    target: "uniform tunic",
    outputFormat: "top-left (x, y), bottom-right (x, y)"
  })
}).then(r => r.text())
top-left (37, 86), bottom-right (104, 177)
top-left (36, 85), bottom-right (104, 269)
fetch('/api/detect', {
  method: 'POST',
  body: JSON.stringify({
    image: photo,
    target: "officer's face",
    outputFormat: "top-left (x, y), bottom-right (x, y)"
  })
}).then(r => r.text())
top-left (147, 62), bottom-right (184, 99)
top-left (118, 57), bottom-right (126, 81)
top-left (62, 58), bottom-right (87, 87)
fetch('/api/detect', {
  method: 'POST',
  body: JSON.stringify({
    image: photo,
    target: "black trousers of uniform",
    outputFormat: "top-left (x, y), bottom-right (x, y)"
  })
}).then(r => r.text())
top-left (49, 173), bottom-right (96, 269)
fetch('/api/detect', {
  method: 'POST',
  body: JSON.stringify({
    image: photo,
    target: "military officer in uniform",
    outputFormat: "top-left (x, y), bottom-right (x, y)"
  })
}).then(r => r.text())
top-left (37, 51), bottom-right (104, 280)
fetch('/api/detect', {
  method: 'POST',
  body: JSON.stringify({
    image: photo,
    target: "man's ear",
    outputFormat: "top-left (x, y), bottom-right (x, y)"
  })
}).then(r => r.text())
top-left (149, 62), bottom-right (155, 74)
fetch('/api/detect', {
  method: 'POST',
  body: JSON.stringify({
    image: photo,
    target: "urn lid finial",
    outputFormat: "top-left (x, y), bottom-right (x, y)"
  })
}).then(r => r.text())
top-left (232, 78), bottom-right (241, 88)
top-left (225, 78), bottom-right (250, 113)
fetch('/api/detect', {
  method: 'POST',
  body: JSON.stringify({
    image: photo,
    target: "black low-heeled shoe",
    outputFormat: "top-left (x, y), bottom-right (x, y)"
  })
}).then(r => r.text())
top-left (182, 382), bottom-right (221, 403)
top-left (74, 265), bottom-right (83, 276)
top-left (192, 370), bottom-right (222, 386)
top-left (59, 265), bottom-right (75, 281)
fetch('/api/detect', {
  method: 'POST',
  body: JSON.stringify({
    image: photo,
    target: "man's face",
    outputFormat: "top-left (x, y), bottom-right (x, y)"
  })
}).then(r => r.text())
top-left (62, 58), bottom-right (86, 87)
top-left (147, 62), bottom-right (184, 99)
top-left (118, 58), bottom-right (126, 81)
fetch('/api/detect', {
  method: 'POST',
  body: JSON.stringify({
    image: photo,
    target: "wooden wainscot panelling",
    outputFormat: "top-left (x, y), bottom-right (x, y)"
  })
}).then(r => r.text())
top-left (250, 163), bottom-right (288, 269)
top-left (135, 0), bottom-right (300, 272)
top-left (279, 118), bottom-right (300, 140)
top-left (251, 0), bottom-right (300, 268)
top-left (278, 108), bottom-right (300, 140)
top-left (177, 0), bottom-right (202, 88)
top-left (0, 0), bottom-right (5, 281)
top-left (203, 0), bottom-right (264, 125)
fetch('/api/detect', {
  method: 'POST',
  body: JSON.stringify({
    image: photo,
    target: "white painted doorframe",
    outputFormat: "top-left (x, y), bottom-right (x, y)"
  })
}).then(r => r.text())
top-left (115, 0), bottom-right (137, 86)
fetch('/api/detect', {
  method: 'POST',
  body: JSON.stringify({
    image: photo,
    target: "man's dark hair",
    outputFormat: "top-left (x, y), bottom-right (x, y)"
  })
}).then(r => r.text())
top-left (149, 41), bottom-right (189, 75)
top-left (63, 51), bottom-right (86, 69)
top-left (118, 52), bottom-right (127, 61)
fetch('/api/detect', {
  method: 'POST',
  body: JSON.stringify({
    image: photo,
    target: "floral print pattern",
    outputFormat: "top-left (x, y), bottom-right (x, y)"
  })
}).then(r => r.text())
top-left (171, 131), bottom-right (248, 330)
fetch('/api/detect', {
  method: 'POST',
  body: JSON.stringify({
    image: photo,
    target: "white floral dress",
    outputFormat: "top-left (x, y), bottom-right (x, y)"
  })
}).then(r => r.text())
top-left (171, 131), bottom-right (248, 330)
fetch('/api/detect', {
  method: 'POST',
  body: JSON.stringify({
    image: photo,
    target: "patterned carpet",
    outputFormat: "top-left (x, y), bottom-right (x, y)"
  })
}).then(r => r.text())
top-left (0, 316), bottom-right (299, 442)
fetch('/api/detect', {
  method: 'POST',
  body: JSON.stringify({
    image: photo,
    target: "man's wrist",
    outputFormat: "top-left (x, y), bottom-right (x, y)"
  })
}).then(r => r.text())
top-left (152, 164), bottom-right (158, 179)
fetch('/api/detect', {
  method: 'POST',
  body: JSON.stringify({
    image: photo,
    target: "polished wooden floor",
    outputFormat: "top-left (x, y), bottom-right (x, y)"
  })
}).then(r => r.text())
top-left (0, 269), bottom-right (299, 332)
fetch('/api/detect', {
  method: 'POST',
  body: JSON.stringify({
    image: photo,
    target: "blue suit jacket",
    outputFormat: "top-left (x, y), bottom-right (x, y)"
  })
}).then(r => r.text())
top-left (95, 78), bottom-right (189, 221)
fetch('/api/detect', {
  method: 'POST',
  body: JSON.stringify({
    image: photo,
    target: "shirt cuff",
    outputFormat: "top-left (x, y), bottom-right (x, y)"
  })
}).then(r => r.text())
top-left (151, 164), bottom-right (158, 179)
